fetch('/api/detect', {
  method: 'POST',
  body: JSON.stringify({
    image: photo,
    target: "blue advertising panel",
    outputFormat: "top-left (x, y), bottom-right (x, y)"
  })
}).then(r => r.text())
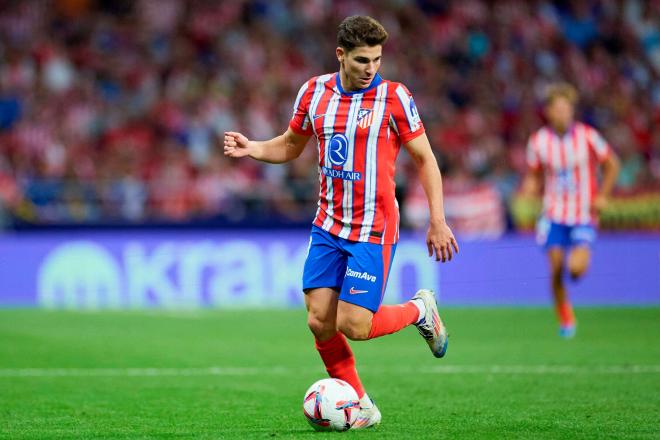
top-left (0, 231), bottom-right (658, 308)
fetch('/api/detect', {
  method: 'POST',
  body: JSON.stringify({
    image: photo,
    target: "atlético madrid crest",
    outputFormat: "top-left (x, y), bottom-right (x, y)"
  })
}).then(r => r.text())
top-left (356, 108), bottom-right (373, 129)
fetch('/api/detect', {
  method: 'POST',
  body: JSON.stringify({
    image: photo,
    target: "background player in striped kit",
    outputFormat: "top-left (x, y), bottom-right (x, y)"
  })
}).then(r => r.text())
top-left (224, 15), bottom-right (458, 428)
top-left (521, 83), bottom-right (620, 338)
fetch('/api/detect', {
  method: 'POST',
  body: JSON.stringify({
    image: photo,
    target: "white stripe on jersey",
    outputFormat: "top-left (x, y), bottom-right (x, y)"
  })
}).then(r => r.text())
top-left (389, 114), bottom-right (399, 135)
top-left (359, 83), bottom-right (388, 241)
top-left (588, 128), bottom-right (609, 158)
top-left (307, 74), bottom-right (333, 138)
top-left (395, 85), bottom-right (421, 133)
top-left (338, 95), bottom-right (363, 239)
top-left (577, 124), bottom-right (590, 224)
top-left (564, 132), bottom-right (577, 225)
top-left (320, 91), bottom-right (342, 231)
top-left (292, 81), bottom-right (310, 131)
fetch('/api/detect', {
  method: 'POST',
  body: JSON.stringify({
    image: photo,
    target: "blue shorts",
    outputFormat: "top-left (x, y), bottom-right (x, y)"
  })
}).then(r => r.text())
top-left (536, 217), bottom-right (596, 250)
top-left (302, 226), bottom-right (396, 312)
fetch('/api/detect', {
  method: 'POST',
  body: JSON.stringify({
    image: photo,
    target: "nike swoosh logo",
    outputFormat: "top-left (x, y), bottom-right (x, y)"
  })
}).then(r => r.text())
top-left (312, 114), bottom-right (325, 120)
top-left (349, 287), bottom-right (369, 295)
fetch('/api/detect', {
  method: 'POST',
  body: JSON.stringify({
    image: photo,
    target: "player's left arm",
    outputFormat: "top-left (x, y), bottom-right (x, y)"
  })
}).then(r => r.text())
top-left (593, 150), bottom-right (620, 213)
top-left (404, 132), bottom-right (459, 262)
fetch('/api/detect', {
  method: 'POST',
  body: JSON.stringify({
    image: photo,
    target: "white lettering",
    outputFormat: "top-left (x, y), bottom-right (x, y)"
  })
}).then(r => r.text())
top-left (37, 241), bottom-right (123, 309)
top-left (124, 242), bottom-right (180, 308)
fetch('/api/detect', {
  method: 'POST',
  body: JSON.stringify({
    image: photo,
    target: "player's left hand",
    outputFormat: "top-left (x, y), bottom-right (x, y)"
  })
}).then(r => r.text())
top-left (427, 220), bottom-right (459, 263)
top-left (592, 194), bottom-right (608, 214)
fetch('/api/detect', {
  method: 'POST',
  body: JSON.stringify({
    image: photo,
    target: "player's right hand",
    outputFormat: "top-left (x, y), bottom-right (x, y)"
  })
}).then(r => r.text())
top-left (224, 131), bottom-right (252, 158)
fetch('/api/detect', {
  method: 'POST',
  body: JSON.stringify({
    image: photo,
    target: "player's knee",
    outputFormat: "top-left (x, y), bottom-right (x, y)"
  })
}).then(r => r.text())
top-left (568, 263), bottom-right (587, 280)
top-left (307, 314), bottom-right (335, 340)
top-left (337, 315), bottom-right (370, 341)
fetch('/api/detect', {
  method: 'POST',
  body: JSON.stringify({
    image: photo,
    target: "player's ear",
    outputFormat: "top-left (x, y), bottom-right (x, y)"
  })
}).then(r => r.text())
top-left (336, 47), bottom-right (344, 63)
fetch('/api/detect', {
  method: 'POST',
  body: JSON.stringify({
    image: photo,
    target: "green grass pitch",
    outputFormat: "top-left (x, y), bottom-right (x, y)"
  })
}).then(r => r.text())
top-left (1, 308), bottom-right (659, 439)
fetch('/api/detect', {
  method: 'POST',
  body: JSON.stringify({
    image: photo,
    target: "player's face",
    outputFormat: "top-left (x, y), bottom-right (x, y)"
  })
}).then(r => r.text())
top-left (545, 96), bottom-right (575, 133)
top-left (337, 45), bottom-right (382, 91)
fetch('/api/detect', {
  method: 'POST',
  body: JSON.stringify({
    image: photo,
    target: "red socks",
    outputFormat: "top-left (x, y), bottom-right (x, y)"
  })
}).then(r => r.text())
top-left (556, 301), bottom-right (575, 326)
top-left (315, 332), bottom-right (365, 398)
top-left (367, 302), bottom-right (419, 339)
top-left (315, 302), bottom-right (419, 398)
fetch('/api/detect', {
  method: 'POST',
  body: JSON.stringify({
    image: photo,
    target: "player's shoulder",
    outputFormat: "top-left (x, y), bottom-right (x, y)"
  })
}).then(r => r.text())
top-left (382, 78), bottom-right (413, 95)
top-left (529, 126), bottom-right (550, 142)
top-left (574, 121), bottom-right (599, 135)
top-left (300, 73), bottom-right (336, 89)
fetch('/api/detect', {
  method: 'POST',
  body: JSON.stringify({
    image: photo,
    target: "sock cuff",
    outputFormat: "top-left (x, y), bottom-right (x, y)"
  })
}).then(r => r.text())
top-left (314, 331), bottom-right (343, 350)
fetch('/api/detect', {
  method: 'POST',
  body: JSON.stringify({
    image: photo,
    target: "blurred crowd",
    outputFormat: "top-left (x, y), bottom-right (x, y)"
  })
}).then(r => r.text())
top-left (0, 0), bottom-right (658, 231)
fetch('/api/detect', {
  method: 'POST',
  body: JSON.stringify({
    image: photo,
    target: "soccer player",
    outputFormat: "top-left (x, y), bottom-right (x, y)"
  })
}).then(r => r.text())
top-left (521, 83), bottom-right (619, 338)
top-left (224, 16), bottom-right (459, 428)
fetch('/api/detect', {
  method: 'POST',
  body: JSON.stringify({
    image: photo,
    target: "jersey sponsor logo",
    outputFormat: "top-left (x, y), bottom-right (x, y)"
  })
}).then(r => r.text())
top-left (356, 108), bottom-right (373, 129)
top-left (321, 167), bottom-right (362, 181)
top-left (556, 169), bottom-right (577, 191)
top-left (348, 287), bottom-right (369, 295)
top-left (328, 133), bottom-right (349, 166)
top-left (345, 267), bottom-right (377, 283)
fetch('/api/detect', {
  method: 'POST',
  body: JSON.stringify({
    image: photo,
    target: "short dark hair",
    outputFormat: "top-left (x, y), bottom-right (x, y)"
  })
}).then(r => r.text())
top-left (337, 16), bottom-right (388, 51)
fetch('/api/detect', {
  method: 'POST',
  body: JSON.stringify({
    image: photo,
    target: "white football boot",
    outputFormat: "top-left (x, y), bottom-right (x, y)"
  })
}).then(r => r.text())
top-left (413, 289), bottom-right (449, 358)
top-left (352, 394), bottom-right (381, 430)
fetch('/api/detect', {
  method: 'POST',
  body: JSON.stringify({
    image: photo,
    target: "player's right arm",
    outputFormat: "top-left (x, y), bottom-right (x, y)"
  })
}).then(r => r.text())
top-left (223, 128), bottom-right (311, 164)
top-left (520, 134), bottom-right (543, 198)
top-left (520, 167), bottom-right (543, 198)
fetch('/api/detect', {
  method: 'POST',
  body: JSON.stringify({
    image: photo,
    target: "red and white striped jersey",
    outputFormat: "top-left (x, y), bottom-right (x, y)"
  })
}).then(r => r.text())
top-left (289, 73), bottom-right (424, 244)
top-left (526, 122), bottom-right (612, 225)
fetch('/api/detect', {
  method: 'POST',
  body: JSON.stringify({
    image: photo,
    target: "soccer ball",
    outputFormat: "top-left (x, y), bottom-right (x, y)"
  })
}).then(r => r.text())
top-left (302, 378), bottom-right (360, 431)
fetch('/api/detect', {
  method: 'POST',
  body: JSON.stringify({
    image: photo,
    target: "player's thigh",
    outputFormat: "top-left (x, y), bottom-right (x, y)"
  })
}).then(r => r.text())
top-left (336, 299), bottom-right (373, 339)
top-left (567, 245), bottom-right (591, 274)
top-left (305, 287), bottom-right (340, 322)
top-left (302, 226), bottom-right (347, 294)
top-left (338, 241), bottom-right (396, 314)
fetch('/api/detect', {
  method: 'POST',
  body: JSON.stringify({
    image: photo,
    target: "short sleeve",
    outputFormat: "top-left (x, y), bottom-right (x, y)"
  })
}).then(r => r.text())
top-left (289, 80), bottom-right (314, 136)
top-left (389, 83), bottom-right (425, 144)
top-left (586, 126), bottom-right (611, 162)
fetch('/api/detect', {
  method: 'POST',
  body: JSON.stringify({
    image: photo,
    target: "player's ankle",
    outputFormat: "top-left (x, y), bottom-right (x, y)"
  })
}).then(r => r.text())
top-left (410, 298), bottom-right (425, 324)
top-left (359, 393), bottom-right (374, 409)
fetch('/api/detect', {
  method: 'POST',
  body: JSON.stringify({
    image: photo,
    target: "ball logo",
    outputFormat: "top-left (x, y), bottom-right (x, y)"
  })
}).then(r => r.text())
top-left (328, 133), bottom-right (348, 166)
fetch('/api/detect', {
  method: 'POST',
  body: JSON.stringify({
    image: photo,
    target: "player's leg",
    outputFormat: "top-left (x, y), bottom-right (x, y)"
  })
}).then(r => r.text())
top-left (567, 245), bottom-right (590, 280)
top-left (335, 240), bottom-right (446, 355)
top-left (548, 247), bottom-right (575, 337)
top-left (335, 241), bottom-right (421, 342)
top-left (567, 224), bottom-right (596, 280)
top-left (305, 287), bottom-right (366, 399)
top-left (302, 226), bottom-right (366, 399)
top-left (336, 297), bottom-right (420, 341)
top-left (540, 218), bottom-right (575, 337)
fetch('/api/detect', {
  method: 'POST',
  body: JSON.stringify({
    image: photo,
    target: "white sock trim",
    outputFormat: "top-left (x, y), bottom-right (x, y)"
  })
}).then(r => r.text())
top-left (411, 298), bottom-right (425, 323)
top-left (359, 393), bottom-right (373, 409)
